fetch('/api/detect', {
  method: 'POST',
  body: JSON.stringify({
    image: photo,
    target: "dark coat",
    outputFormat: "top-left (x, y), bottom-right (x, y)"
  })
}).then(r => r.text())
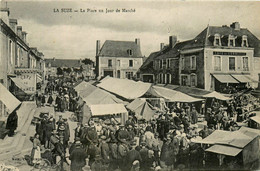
top-left (47, 95), bottom-right (54, 104)
top-left (125, 149), bottom-right (142, 170)
top-left (45, 122), bottom-right (54, 141)
top-left (6, 111), bottom-right (18, 130)
top-left (69, 146), bottom-right (88, 171)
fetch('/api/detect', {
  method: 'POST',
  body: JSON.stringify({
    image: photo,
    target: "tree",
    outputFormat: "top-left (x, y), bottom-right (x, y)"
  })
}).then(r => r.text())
top-left (57, 67), bottom-right (63, 75)
top-left (82, 58), bottom-right (94, 65)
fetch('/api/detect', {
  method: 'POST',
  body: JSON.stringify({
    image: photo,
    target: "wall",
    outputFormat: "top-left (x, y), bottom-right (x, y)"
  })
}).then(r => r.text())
top-left (253, 57), bottom-right (260, 88)
top-left (204, 47), bottom-right (254, 90)
top-left (98, 56), bottom-right (143, 78)
top-left (180, 49), bottom-right (204, 88)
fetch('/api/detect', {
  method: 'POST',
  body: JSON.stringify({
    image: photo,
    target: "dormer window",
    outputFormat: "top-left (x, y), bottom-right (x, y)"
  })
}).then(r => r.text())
top-left (127, 49), bottom-right (133, 56)
top-left (214, 34), bottom-right (221, 46)
top-left (228, 35), bottom-right (236, 47)
top-left (242, 35), bottom-right (248, 47)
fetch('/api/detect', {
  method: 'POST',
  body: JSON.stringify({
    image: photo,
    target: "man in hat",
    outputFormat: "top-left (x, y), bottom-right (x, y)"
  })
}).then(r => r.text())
top-left (118, 139), bottom-right (129, 170)
top-left (100, 135), bottom-right (110, 165)
top-left (69, 141), bottom-right (87, 171)
top-left (116, 124), bottom-right (130, 145)
top-left (6, 105), bottom-right (19, 137)
top-left (125, 144), bottom-right (142, 171)
top-left (160, 135), bottom-right (175, 170)
top-left (74, 122), bottom-right (83, 139)
top-left (45, 119), bottom-right (54, 148)
top-left (63, 118), bottom-right (70, 149)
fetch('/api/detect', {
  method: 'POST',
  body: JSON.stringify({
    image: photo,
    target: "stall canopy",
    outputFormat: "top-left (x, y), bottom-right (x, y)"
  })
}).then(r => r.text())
top-left (206, 144), bottom-right (242, 156)
top-left (213, 74), bottom-right (239, 83)
top-left (202, 91), bottom-right (231, 101)
top-left (250, 115), bottom-right (260, 124)
top-left (10, 77), bottom-right (29, 90)
top-left (148, 86), bottom-right (204, 102)
top-left (97, 76), bottom-right (152, 100)
top-left (74, 81), bottom-right (92, 93)
top-left (82, 88), bottom-right (127, 105)
top-left (173, 86), bottom-right (211, 97)
top-left (0, 83), bottom-right (21, 113)
top-left (126, 98), bottom-right (156, 120)
top-left (90, 104), bottom-right (127, 116)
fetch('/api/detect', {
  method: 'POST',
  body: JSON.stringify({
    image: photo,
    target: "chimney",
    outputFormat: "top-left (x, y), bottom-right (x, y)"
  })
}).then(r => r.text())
top-left (0, 8), bottom-right (10, 24)
top-left (230, 22), bottom-right (240, 30)
top-left (22, 31), bottom-right (27, 43)
top-left (17, 26), bottom-right (22, 38)
top-left (169, 35), bottom-right (177, 48)
top-left (135, 38), bottom-right (140, 46)
top-left (96, 40), bottom-right (101, 56)
top-left (160, 43), bottom-right (165, 50)
top-left (9, 19), bottom-right (17, 33)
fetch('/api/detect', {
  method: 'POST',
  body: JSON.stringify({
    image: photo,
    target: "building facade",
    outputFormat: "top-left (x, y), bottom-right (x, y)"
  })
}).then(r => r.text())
top-left (0, 7), bottom-right (45, 110)
top-left (179, 22), bottom-right (260, 92)
top-left (96, 39), bottom-right (143, 79)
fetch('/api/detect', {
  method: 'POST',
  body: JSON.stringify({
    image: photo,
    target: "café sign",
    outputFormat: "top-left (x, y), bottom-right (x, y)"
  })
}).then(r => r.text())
top-left (17, 73), bottom-right (36, 94)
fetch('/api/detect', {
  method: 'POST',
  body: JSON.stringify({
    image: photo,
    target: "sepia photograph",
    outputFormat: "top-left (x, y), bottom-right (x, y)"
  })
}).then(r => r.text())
top-left (0, 0), bottom-right (260, 170)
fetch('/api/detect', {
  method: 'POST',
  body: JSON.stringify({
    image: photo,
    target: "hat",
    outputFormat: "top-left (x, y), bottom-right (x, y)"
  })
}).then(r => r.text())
top-left (100, 135), bottom-right (107, 140)
top-left (59, 125), bottom-right (65, 131)
top-left (75, 141), bottom-right (81, 145)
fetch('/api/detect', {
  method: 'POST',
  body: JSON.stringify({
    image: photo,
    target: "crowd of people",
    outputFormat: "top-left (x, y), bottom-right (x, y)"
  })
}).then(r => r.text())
top-left (29, 78), bottom-right (260, 171)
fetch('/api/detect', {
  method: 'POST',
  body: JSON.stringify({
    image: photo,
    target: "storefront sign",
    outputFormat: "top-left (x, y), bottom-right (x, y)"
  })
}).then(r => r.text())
top-left (17, 73), bottom-right (36, 94)
top-left (213, 51), bottom-right (246, 56)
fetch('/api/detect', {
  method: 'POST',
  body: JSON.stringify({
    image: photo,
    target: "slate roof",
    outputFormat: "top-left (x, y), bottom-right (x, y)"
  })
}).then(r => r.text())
top-left (182, 26), bottom-right (260, 57)
top-left (98, 40), bottom-right (142, 58)
top-left (45, 58), bottom-right (83, 68)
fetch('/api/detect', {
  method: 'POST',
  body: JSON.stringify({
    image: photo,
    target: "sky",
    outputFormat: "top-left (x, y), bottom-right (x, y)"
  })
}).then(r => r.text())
top-left (3, 1), bottom-right (260, 61)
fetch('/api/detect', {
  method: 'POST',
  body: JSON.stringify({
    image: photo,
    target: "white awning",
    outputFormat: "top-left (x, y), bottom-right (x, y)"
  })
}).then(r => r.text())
top-left (0, 83), bottom-right (21, 113)
top-left (213, 74), bottom-right (239, 83)
top-left (90, 104), bottom-right (127, 116)
top-left (203, 91), bottom-right (231, 101)
top-left (206, 144), bottom-right (242, 156)
top-left (231, 74), bottom-right (252, 83)
top-left (250, 115), bottom-right (260, 124)
top-left (10, 77), bottom-right (29, 90)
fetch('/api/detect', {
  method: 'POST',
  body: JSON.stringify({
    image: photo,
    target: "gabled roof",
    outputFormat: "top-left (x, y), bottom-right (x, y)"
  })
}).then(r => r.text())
top-left (155, 40), bottom-right (194, 60)
top-left (139, 51), bottom-right (160, 72)
top-left (98, 40), bottom-right (142, 58)
top-left (45, 58), bottom-right (83, 68)
top-left (182, 26), bottom-right (260, 56)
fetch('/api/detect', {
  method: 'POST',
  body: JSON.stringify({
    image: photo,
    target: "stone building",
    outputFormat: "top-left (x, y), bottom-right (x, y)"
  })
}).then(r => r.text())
top-left (95, 39), bottom-right (143, 79)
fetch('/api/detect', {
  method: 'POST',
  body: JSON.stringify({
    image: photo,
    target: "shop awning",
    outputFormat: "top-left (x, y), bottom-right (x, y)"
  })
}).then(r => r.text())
top-left (213, 74), bottom-right (239, 83)
top-left (90, 104), bottom-right (127, 116)
top-left (36, 74), bottom-right (42, 83)
top-left (231, 74), bottom-right (252, 83)
top-left (206, 144), bottom-right (242, 156)
top-left (0, 83), bottom-right (21, 113)
top-left (148, 86), bottom-right (204, 102)
top-left (10, 77), bottom-right (29, 90)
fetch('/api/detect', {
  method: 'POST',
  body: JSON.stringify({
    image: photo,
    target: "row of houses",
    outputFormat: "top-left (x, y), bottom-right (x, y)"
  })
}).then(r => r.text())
top-left (138, 22), bottom-right (260, 92)
top-left (0, 8), bottom-right (45, 116)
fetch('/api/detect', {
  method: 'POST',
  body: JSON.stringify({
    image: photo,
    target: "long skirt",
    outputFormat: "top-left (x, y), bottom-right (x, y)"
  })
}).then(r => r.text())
top-left (31, 146), bottom-right (41, 164)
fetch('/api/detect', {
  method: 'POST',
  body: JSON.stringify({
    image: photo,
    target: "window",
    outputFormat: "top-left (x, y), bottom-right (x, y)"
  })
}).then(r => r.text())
top-left (126, 72), bottom-right (133, 79)
top-left (167, 59), bottom-right (171, 68)
top-left (242, 57), bottom-right (249, 71)
top-left (162, 59), bottom-right (166, 68)
top-left (166, 73), bottom-right (171, 84)
top-left (190, 74), bottom-right (197, 87)
top-left (181, 57), bottom-right (185, 70)
top-left (117, 60), bottom-right (120, 67)
top-left (228, 35), bottom-right (236, 47)
top-left (159, 60), bottom-right (163, 69)
top-left (242, 35), bottom-right (248, 47)
top-left (181, 75), bottom-right (188, 86)
top-left (129, 60), bottom-right (133, 67)
top-left (158, 74), bottom-right (161, 83)
top-left (108, 59), bottom-right (112, 67)
top-left (190, 56), bottom-right (196, 70)
top-left (127, 49), bottom-right (133, 56)
top-left (214, 34), bottom-right (221, 46)
top-left (214, 56), bottom-right (221, 71)
top-left (9, 40), bottom-right (13, 65)
top-left (229, 57), bottom-right (235, 70)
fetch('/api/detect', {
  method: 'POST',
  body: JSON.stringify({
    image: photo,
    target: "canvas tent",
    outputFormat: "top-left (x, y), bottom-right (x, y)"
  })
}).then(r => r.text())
top-left (0, 83), bottom-right (21, 113)
top-left (202, 91), bottom-right (231, 101)
top-left (97, 76), bottom-right (152, 100)
top-left (126, 98), bottom-right (156, 121)
top-left (148, 86), bottom-right (203, 102)
top-left (197, 128), bottom-right (260, 168)
top-left (89, 104), bottom-right (128, 125)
